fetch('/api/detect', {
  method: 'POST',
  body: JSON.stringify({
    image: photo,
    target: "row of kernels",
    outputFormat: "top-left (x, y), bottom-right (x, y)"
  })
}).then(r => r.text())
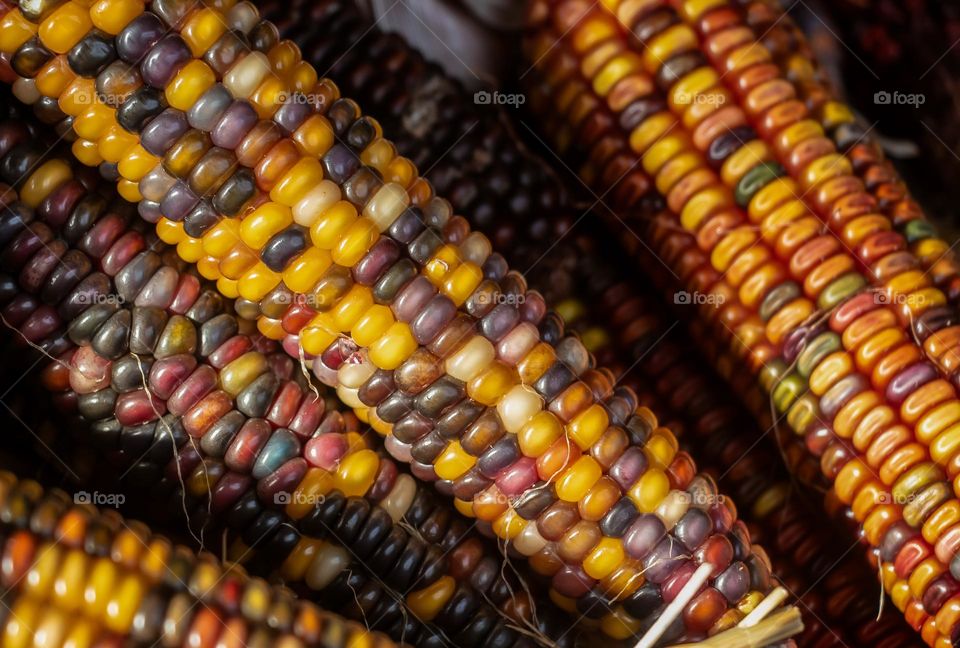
top-left (592, 0), bottom-right (944, 344)
top-left (257, 0), bottom-right (573, 253)
top-left (116, 13), bottom-right (740, 624)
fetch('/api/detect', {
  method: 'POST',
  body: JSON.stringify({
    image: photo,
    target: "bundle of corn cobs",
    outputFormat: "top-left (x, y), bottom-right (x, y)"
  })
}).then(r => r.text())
top-left (0, 0), bottom-right (953, 645)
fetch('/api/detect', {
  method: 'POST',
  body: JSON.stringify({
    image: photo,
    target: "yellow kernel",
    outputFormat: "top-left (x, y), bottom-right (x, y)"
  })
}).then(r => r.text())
top-left (71, 138), bottom-right (103, 166)
top-left (58, 78), bottom-right (95, 117)
top-left (5, 597), bottom-right (42, 648)
top-left (292, 114), bottom-right (334, 158)
top-left (434, 441), bottom-right (476, 481)
top-left (331, 217), bottom-right (378, 267)
top-left (215, 276), bottom-right (239, 299)
top-left (195, 256), bottom-right (221, 280)
top-left (117, 144), bottom-right (159, 182)
top-left (600, 607), bottom-right (644, 640)
top-left (0, 10), bottom-right (38, 53)
top-left (454, 498), bottom-right (475, 518)
top-left (271, 157), bottom-right (325, 206)
top-left (330, 285), bottom-right (374, 331)
top-left (202, 218), bottom-right (243, 257)
top-left (300, 313), bottom-right (338, 356)
top-left (286, 469), bottom-right (334, 520)
top-left (492, 509), bottom-right (526, 541)
top-left (73, 104), bottom-right (115, 140)
top-left (583, 537), bottom-right (625, 580)
top-left (556, 456), bottom-right (602, 502)
top-left (90, 0), bottom-right (144, 33)
top-left (282, 247), bottom-right (332, 294)
top-left (220, 352), bottom-right (269, 396)
top-left (175, 235), bottom-right (204, 263)
top-left (443, 262), bottom-right (483, 306)
top-left (467, 362), bottom-right (518, 406)
top-left (645, 430), bottom-right (679, 468)
top-left (257, 316), bottom-right (285, 341)
top-left (518, 411), bottom-right (564, 457)
top-left (250, 76), bottom-right (287, 118)
top-left (424, 244), bottom-right (461, 285)
top-left (180, 7), bottom-right (227, 55)
top-left (219, 245), bottom-right (258, 279)
top-left (21, 159), bottom-right (71, 208)
top-left (237, 262), bottom-right (281, 302)
top-left (39, 2), bottom-right (92, 54)
top-left (103, 574), bottom-right (144, 633)
top-left (350, 304), bottom-right (394, 347)
top-left (368, 322), bottom-right (417, 370)
top-left (155, 218), bottom-right (185, 244)
top-left (406, 576), bottom-right (455, 621)
top-left (35, 57), bottom-right (76, 98)
top-left (241, 202), bottom-right (293, 250)
top-left (334, 449), bottom-right (379, 497)
top-left (310, 200), bottom-right (357, 249)
top-left (628, 469), bottom-right (670, 513)
top-left (568, 404), bottom-right (609, 450)
top-left (98, 124), bottom-right (138, 163)
top-left (166, 60), bottom-right (216, 110)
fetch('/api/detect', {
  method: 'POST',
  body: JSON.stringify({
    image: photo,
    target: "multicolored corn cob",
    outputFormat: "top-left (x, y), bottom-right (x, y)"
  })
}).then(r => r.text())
top-left (0, 468), bottom-right (402, 648)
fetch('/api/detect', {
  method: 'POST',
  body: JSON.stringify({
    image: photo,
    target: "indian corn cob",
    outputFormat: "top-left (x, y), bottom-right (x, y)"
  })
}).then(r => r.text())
top-left (0, 468), bottom-right (402, 648)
